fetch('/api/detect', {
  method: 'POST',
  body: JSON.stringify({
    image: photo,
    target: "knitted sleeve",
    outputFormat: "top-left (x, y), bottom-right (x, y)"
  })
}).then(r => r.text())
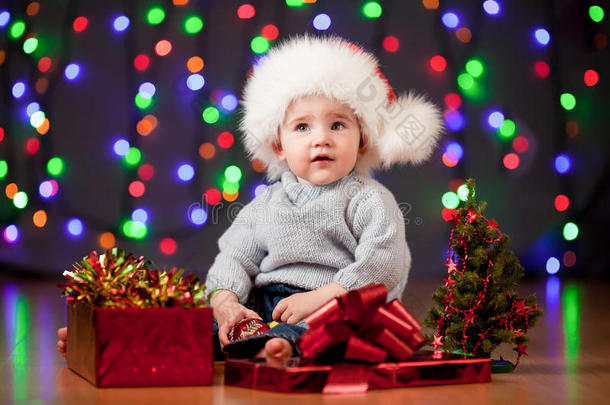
top-left (334, 188), bottom-right (409, 292)
top-left (205, 201), bottom-right (266, 304)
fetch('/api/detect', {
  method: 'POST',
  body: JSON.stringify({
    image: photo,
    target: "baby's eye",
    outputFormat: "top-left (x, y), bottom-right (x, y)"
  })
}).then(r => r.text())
top-left (296, 123), bottom-right (309, 132)
top-left (331, 122), bottom-right (345, 130)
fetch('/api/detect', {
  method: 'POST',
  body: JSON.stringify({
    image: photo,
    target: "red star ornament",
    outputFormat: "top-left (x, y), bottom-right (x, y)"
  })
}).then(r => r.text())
top-left (446, 259), bottom-right (458, 274)
top-left (514, 344), bottom-right (529, 357)
top-left (514, 300), bottom-right (529, 315)
top-left (463, 310), bottom-right (476, 325)
top-left (432, 335), bottom-right (444, 350)
top-left (449, 210), bottom-right (461, 226)
top-left (466, 209), bottom-right (477, 223)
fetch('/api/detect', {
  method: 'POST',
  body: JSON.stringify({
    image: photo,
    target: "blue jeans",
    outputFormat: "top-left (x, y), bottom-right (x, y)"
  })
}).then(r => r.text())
top-left (212, 284), bottom-right (308, 359)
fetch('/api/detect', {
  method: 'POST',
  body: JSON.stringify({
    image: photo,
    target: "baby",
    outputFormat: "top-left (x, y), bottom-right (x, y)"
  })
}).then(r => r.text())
top-left (205, 35), bottom-right (442, 359)
top-left (58, 35), bottom-right (442, 362)
top-left (210, 93), bottom-right (368, 358)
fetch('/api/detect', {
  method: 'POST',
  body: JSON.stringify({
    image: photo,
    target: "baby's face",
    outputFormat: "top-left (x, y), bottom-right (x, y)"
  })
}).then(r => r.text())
top-left (273, 95), bottom-right (364, 186)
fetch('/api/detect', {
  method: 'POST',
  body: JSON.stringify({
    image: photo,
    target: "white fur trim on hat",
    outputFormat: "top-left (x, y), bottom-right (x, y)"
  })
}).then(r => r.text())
top-left (239, 34), bottom-right (443, 182)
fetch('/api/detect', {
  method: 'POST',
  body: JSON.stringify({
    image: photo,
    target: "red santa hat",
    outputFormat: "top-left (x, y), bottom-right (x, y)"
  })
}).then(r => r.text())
top-left (240, 35), bottom-right (443, 181)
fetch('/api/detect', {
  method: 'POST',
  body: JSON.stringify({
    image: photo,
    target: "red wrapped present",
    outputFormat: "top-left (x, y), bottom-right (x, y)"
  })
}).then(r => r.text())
top-left (225, 351), bottom-right (491, 393)
top-left (60, 249), bottom-right (214, 387)
top-left (299, 283), bottom-right (426, 363)
top-left (67, 302), bottom-right (214, 387)
top-left (225, 283), bottom-right (490, 393)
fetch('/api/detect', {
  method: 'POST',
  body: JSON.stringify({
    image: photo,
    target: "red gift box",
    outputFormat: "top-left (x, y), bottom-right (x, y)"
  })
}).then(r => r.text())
top-left (298, 283), bottom-right (427, 363)
top-left (225, 351), bottom-right (491, 393)
top-left (67, 301), bottom-right (214, 387)
top-left (226, 284), bottom-right (490, 393)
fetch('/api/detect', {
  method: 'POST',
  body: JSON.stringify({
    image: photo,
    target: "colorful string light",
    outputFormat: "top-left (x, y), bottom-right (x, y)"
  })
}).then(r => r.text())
top-left (0, 11), bottom-right (10, 27)
top-left (261, 24), bottom-right (279, 40)
top-left (382, 36), bottom-right (400, 53)
top-left (146, 7), bottom-right (166, 25)
top-left (184, 15), bottom-right (203, 34)
top-left (64, 63), bottom-right (80, 80)
top-left (73, 16), bottom-right (88, 32)
top-left (160, 237), bottom-right (177, 255)
top-left (237, 4), bottom-right (256, 19)
top-left (534, 28), bottom-right (550, 46)
top-left (442, 12), bottom-right (459, 29)
top-left (134, 54), bottom-right (150, 71)
top-left (177, 164), bottom-right (195, 182)
top-left (113, 16), bottom-right (130, 32)
top-left (67, 218), bottom-right (84, 237)
top-left (482, 1), bottom-right (500, 16)
top-left (430, 55), bottom-right (447, 72)
top-left (3, 225), bottom-right (19, 243)
top-left (0, 2), bottom-right (598, 280)
top-left (186, 74), bottom-right (205, 90)
top-left (187, 56), bottom-right (204, 72)
top-left (251, 36), bottom-right (270, 54)
top-left (313, 14), bottom-right (331, 30)
top-left (534, 61), bottom-right (550, 78)
top-left (189, 207), bottom-right (208, 226)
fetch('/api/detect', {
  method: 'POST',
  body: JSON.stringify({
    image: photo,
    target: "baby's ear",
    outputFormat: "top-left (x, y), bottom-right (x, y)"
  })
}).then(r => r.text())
top-left (271, 140), bottom-right (286, 161)
top-left (357, 135), bottom-right (367, 157)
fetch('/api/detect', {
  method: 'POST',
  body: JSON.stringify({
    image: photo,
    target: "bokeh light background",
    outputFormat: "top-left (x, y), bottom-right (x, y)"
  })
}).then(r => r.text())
top-left (0, 0), bottom-right (608, 279)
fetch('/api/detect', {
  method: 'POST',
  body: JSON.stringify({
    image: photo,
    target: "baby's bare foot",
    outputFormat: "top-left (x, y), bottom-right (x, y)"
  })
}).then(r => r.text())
top-left (255, 337), bottom-right (293, 365)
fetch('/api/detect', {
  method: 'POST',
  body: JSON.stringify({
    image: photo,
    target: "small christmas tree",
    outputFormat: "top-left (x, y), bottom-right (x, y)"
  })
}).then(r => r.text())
top-left (424, 179), bottom-right (542, 369)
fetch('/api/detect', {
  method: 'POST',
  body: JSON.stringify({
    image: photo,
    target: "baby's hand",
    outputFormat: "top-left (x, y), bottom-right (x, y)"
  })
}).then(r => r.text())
top-left (273, 283), bottom-right (347, 324)
top-left (272, 290), bottom-right (328, 324)
top-left (211, 290), bottom-right (262, 348)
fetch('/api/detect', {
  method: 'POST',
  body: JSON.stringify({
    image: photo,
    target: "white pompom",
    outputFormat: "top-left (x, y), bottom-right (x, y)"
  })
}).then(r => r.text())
top-left (376, 92), bottom-right (444, 168)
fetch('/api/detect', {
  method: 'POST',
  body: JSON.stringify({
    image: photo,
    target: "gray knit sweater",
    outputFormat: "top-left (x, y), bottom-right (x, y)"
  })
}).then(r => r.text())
top-left (205, 169), bottom-right (411, 304)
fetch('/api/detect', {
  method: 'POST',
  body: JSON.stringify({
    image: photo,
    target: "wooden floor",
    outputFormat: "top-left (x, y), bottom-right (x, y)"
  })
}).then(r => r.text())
top-left (1, 275), bottom-right (609, 405)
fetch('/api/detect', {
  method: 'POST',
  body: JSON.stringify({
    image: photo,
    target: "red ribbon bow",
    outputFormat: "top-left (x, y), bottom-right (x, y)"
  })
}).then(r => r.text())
top-left (298, 283), bottom-right (425, 364)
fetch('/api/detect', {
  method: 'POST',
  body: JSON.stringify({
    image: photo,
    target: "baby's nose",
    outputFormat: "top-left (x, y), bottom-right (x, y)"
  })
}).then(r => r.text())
top-left (312, 130), bottom-right (332, 147)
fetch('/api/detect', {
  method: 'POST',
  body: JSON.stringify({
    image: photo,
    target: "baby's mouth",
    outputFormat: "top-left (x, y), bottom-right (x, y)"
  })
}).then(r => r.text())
top-left (312, 156), bottom-right (333, 162)
top-left (312, 154), bottom-right (334, 162)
